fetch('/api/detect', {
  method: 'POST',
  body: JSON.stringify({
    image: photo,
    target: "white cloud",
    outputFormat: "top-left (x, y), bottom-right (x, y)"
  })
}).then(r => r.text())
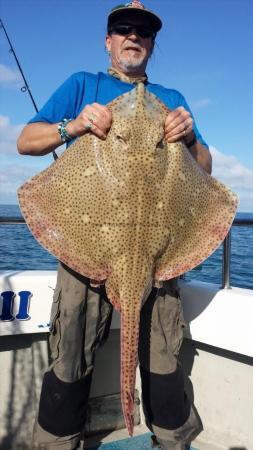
top-left (210, 146), bottom-right (253, 212)
top-left (0, 115), bottom-right (24, 155)
top-left (0, 115), bottom-right (50, 204)
top-left (210, 146), bottom-right (253, 190)
top-left (0, 64), bottom-right (22, 87)
top-left (0, 163), bottom-right (34, 204)
top-left (192, 98), bottom-right (212, 110)
top-left (0, 164), bottom-right (32, 189)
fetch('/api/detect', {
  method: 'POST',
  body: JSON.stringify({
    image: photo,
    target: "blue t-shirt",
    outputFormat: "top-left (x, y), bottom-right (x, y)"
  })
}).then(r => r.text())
top-left (29, 71), bottom-right (208, 148)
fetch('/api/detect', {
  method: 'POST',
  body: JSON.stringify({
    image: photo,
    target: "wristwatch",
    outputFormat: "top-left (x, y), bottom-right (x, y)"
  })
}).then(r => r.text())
top-left (184, 130), bottom-right (197, 148)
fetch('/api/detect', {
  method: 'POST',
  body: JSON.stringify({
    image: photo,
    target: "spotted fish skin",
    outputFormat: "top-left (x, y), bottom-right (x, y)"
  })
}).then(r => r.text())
top-left (18, 83), bottom-right (238, 435)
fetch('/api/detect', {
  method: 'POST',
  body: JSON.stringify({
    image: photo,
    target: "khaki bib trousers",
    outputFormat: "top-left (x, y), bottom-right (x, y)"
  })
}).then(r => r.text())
top-left (33, 263), bottom-right (201, 450)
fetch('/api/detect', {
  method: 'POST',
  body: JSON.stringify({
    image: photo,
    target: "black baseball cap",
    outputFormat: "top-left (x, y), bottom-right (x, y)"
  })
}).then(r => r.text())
top-left (107, 1), bottom-right (162, 33)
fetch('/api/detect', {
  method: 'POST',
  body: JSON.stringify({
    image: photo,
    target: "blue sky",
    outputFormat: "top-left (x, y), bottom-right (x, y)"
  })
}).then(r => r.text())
top-left (0, 0), bottom-right (253, 211)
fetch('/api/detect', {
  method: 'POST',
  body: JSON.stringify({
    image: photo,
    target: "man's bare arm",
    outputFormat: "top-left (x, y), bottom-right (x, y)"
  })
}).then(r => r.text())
top-left (17, 103), bottom-right (113, 156)
top-left (164, 106), bottom-right (212, 174)
top-left (17, 122), bottom-right (63, 156)
top-left (188, 140), bottom-right (212, 174)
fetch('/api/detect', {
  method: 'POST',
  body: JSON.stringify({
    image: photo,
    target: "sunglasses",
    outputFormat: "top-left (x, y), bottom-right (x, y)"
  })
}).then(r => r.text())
top-left (109, 24), bottom-right (155, 39)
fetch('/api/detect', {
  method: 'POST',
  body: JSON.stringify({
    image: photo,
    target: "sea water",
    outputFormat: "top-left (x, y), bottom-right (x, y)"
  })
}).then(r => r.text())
top-left (0, 205), bottom-right (252, 290)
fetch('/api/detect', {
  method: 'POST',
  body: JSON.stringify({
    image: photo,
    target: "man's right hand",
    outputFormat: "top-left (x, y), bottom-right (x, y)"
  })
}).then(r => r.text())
top-left (17, 103), bottom-right (113, 156)
top-left (67, 103), bottom-right (112, 140)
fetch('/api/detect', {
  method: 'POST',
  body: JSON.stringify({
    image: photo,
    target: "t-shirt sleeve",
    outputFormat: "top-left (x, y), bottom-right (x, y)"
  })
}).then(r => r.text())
top-left (175, 91), bottom-right (209, 149)
top-left (28, 73), bottom-right (85, 124)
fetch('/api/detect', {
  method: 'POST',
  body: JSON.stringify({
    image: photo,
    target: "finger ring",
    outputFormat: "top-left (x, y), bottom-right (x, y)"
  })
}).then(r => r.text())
top-left (85, 122), bottom-right (93, 130)
top-left (88, 114), bottom-right (96, 124)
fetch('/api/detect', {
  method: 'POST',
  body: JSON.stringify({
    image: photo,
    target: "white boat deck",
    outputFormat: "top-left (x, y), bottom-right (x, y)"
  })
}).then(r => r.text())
top-left (0, 272), bottom-right (252, 449)
top-left (85, 425), bottom-right (223, 449)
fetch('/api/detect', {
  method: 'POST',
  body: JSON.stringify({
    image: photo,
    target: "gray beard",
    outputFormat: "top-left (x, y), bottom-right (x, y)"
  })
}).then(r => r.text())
top-left (118, 54), bottom-right (147, 73)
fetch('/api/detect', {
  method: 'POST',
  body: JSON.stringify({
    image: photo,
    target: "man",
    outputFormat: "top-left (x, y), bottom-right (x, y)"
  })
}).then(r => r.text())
top-left (17, 2), bottom-right (212, 449)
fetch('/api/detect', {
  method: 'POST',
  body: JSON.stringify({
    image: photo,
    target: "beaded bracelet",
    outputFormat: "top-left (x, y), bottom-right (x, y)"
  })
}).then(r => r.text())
top-left (58, 118), bottom-right (73, 143)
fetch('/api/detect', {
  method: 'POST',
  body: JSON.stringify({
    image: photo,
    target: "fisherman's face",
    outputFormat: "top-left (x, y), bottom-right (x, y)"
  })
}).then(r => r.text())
top-left (106, 18), bottom-right (154, 75)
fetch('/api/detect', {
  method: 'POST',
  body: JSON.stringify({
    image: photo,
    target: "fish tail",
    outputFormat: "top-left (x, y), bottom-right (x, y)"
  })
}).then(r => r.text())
top-left (122, 389), bottom-right (135, 436)
top-left (120, 306), bottom-right (141, 436)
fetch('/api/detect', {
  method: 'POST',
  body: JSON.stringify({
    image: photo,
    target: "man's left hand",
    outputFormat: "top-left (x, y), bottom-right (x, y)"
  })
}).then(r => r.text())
top-left (165, 107), bottom-right (193, 143)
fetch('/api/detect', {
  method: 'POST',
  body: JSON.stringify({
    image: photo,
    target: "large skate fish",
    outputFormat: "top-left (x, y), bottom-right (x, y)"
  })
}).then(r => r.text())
top-left (18, 83), bottom-right (238, 435)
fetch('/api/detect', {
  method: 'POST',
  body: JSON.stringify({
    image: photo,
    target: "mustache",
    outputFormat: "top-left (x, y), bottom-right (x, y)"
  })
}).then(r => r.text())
top-left (122, 43), bottom-right (142, 52)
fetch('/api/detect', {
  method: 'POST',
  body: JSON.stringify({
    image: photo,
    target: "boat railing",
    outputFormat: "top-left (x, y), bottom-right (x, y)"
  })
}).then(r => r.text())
top-left (0, 216), bottom-right (253, 289)
top-left (222, 218), bottom-right (253, 289)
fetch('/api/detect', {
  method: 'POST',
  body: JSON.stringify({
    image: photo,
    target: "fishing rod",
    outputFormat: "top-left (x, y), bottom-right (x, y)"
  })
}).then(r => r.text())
top-left (0, 18), bottom-right (58, 160)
